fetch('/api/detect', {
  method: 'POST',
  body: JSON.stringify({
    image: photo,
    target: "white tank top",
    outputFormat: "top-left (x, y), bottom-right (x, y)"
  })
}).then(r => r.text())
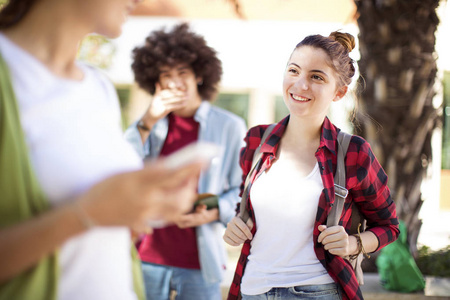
top-left (241, 158), bottom-right (334, 295)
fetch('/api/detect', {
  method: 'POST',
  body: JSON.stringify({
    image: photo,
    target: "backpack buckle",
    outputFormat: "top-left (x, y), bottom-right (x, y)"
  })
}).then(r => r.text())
top-left (334, 184), bottom-right (348, 199)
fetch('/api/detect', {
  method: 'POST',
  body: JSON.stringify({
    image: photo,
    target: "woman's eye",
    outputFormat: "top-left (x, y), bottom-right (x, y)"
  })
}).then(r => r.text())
top-left (312, 74), bottom-right (324, 81)
top-left (288, 68), bottom-right (298, 74)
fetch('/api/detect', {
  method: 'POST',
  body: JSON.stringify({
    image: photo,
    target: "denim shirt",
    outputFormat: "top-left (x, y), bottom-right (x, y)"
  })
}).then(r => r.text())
top-left (124, 101), bottom-right (247, 283)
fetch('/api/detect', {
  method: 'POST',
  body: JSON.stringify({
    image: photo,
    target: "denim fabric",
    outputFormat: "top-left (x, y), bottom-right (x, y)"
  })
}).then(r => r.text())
top-left (124, 101), bottom-right (247, 283)
top-left (141, 262), bottom-right (222, 300)
top-left (241, 283), bottom-right (342, 300)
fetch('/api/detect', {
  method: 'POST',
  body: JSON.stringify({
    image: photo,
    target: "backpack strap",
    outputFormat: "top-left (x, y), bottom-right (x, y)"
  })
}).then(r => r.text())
top-left (327, 130), bottom-right (352, 227)
top-left (327, 131), bottom-right (368, 285)
top-left (239, 124), bottom-right (276, 223)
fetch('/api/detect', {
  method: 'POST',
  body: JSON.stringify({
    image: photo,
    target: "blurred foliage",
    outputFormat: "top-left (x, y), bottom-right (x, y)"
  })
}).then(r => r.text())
top-left (115, 86), bottom-right (131, 130)
top-left (416, 245), bottom-right (450, 277)
top-left (77, 35), bottom-right (116, 70)
top-left (443, 71), bottom-right (450, 169)
top-left (0, 0), bottom-right (6, 8)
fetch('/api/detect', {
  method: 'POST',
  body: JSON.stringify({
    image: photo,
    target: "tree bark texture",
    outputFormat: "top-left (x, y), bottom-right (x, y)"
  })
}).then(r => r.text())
top-left (354, 0), bottom-right (442, 256)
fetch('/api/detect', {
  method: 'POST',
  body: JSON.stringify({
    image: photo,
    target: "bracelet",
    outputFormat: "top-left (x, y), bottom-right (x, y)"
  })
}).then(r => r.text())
top-left (137, 120), bottom-right (150, 131)
top-left (348, 235), bottom-right (362, 261)
top-left (74, 202), bottom-right (96, 229)
top-left (349, 223), bottom-right (370, 260)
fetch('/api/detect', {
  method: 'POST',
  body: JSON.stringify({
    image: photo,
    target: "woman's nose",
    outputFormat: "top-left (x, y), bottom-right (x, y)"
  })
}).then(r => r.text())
top-left (295, 76), bottom-right (309, 90)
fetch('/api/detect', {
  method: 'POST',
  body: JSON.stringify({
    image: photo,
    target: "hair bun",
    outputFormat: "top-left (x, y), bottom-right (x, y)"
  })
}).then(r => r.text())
top-left (329, 31), bottom-right (355, 52)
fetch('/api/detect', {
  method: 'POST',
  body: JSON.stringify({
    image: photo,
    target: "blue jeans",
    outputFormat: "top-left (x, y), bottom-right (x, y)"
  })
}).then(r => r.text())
top-left (241, 283), bottom-right (342, 300)
top-left (141, 262), bottom-right (222, 300)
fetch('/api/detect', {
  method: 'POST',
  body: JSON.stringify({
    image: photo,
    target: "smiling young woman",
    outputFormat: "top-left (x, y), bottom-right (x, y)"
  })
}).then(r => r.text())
top-left (223, 32), bottom-right (399, 300)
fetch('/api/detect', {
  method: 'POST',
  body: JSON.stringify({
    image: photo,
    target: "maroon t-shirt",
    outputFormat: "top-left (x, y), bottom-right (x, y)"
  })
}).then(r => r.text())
top-left (138, 113), bottom-right (201, 269)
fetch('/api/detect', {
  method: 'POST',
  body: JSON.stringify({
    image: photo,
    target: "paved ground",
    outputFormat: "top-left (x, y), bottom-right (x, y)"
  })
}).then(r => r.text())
top-left (360, 273), bottom-right (450, 299)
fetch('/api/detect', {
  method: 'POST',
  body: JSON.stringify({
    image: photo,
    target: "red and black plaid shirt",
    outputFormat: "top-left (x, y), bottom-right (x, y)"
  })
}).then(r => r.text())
top-left (228, 116), bottom-right (399, 300)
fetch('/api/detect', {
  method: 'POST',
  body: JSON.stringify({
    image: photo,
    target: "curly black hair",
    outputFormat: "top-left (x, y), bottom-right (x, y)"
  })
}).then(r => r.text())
top-left (132, 23), bottom-right (222, 101)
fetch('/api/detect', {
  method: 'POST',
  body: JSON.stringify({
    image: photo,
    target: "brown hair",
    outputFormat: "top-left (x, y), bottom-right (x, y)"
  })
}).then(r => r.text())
top-left (0, 0), bottom-right (36, 29)
top-left (132, 22), bottom-right (222, 101)
top-left (295, 31), bottom-right (356, 87)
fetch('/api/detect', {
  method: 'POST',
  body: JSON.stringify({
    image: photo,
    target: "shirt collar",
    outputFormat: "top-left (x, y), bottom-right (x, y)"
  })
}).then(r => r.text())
top-left (319, 116), bottom-right (339, 156)
top-left (259, 115), bottom-right (339, 156)
top-left (259, 115), bottom-right (289, 156)
top-left (193, 101), bottom-right (210, 124)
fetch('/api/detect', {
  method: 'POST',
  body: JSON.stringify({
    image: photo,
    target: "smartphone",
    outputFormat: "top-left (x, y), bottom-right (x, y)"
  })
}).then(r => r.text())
top-left (162, 142), bottom-right (221, 170)
top-left (194, 193), bottom-right (219, 210)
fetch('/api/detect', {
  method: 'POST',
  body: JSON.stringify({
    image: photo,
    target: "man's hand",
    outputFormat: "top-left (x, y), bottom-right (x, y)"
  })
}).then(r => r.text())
top-left (174, 205), bottom-right (219, 228)
top-left (146, 82), bottom-right (187, 122)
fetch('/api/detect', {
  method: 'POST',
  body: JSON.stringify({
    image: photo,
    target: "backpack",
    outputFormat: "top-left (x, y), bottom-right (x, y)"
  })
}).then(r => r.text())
top-left (239, 126), bottom-right (367, 284)
top-left (376, 220), bottom-right (425, 292)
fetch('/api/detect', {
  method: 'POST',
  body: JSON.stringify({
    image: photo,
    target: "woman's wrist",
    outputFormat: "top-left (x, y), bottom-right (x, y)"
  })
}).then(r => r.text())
top-left (73, 201), bottom-right (96, 229)
top-left (348, 234), bottom-right (362, 260)
top-left (348, 231), bottom-right (371, 260)
top-left (348, 235), bottom-right (360, 258)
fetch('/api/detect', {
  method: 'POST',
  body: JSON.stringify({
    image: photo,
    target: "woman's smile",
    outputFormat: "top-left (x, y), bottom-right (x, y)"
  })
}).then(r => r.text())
top-left (291, 94), bottom-right (311, 102)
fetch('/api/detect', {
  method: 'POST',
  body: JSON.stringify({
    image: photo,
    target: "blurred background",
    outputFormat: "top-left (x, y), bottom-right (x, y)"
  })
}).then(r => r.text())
top-left (77, 0), bottom-right (449, 279)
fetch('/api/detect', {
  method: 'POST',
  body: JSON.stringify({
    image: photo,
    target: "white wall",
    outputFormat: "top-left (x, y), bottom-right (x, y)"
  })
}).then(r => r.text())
top-left (107, 17), bottom-right (358, 92)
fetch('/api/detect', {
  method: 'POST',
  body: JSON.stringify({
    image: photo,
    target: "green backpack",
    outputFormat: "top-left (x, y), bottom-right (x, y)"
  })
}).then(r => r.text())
top-left (376, 220), bottom-right (426, 292)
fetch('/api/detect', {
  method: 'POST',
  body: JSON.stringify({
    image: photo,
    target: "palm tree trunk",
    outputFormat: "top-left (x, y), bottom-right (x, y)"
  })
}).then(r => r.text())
top-left (354, 0), bottom-right (442, 257)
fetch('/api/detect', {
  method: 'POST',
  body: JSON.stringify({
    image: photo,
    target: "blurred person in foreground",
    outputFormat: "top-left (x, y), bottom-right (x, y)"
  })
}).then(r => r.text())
top-left (223, 32), bottom-right (399, 300)
top-left (124, 23), bottom-right (247, 300)
top-left (0, 1), bottom-right (205, 299)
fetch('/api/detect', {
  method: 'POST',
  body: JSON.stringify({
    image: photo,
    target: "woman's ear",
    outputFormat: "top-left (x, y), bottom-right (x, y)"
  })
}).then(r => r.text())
top-left (197, 77), bottom-right (203, 86)
top-left (333, 85), bottom-right (348, 102)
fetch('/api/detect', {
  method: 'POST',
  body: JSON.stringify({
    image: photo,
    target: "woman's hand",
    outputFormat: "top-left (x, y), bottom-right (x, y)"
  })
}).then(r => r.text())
top-left (80, 160), bottom-right (203, 233)
top-left (223, 216), bottom-right (254, 246)
top-left (317, 225), bottom-right (357, 258)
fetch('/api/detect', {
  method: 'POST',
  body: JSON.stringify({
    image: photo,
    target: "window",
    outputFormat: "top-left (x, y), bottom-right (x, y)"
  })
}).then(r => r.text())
top-left (213, 93), bottom-right (250, 125)
top-left (274, 95), bottom-right (289, 122)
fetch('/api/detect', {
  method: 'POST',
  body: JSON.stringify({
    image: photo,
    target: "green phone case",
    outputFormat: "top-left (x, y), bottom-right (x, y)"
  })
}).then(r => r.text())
top-left (194, 194), bottom-right (219, 210)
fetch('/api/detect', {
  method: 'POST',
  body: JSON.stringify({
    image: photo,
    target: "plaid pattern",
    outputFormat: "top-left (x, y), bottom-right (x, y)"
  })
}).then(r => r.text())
top-left (228, 116), bottom-right (399, 300)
